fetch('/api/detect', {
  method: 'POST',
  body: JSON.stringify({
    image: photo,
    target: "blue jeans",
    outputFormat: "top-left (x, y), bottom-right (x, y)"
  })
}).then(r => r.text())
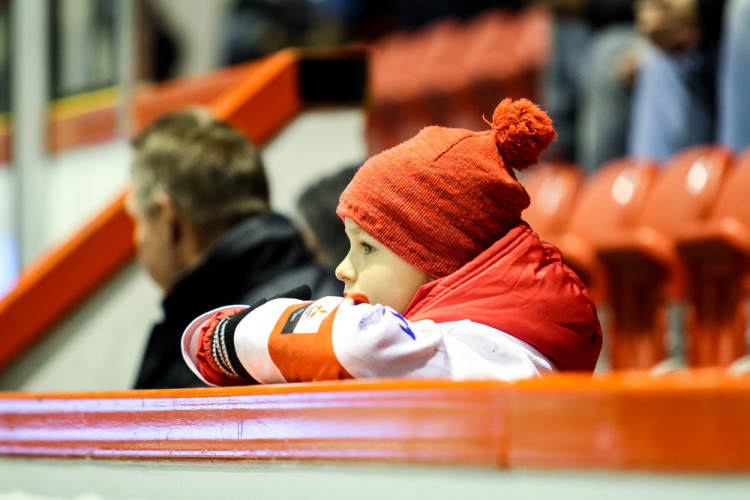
top-left (627, 45), bottom-right (717, 162)
top-left (718, 0), bottom-right (750, 153)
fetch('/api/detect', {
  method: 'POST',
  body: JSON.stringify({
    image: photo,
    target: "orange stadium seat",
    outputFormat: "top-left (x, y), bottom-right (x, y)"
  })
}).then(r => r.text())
top-left (365, 29), bottom-right (435, 155)
top-left (463, 6), bottom-right (550, 122)
top-left (595, 145), bottom-right (734, 370)
top-left (552, 157), bottom-right (659, 304)
top-left (365, 6), bottom-right (551, 154)
top-left (520, 162), bottom-right (583, 243)
top-left (675, 147), bottom-right (750, 367)
top-left (417, 18), bottom-right (477, 130)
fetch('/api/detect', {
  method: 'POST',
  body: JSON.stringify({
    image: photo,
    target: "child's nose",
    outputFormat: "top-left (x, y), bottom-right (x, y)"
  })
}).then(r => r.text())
top-left (335, 255), bottom-right (355, 283)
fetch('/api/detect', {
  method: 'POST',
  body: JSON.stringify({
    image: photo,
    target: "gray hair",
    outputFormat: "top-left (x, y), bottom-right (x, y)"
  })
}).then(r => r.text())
top-left (131, 108), bottom-right (270, 242)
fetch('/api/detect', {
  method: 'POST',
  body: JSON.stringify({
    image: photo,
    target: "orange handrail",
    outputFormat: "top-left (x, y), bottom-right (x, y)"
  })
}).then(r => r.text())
top-left (132, 61), bottom-right (259, 132)
top-left (210, 49), bottom-right (301, 144)
top-left (134, 49), bottom-right (303, 144)
top-left (1, 372), bottom-right (749, 472)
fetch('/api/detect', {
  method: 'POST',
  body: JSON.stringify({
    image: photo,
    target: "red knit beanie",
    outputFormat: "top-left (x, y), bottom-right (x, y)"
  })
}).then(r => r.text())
top-left (337, 98), bottom-right (556, 279)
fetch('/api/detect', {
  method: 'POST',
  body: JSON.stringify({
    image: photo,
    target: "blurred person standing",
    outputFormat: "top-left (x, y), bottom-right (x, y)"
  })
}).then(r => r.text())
top-left (627, 0), bottom-right (734, 161)
top-left (128, 108), bottom-right (342, 389)
top-left (716, 0), bottom-right (750, 154)
top-left (221, 0), bottom-right (311, 65)
top-left (536, 0), bottom-right (640, 173)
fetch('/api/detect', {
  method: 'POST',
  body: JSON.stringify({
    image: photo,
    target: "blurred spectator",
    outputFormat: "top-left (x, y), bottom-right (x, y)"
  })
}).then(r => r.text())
top-left (135, 0), bottom-right (182, 81)
top-left (536, 0), bottom-right (639, 172)
top-left (717, 0), bottom-right (750, 153)
top-left (627, 0), bottom-right (727, 161)
top-left (221, 0), bottom-right (312, 65)
top-left (627, 0), bottom-right (750, 161)
top-left (296, 164), bottom-right (358, 272)
top-left (128, 108), bottom-right (342, 389)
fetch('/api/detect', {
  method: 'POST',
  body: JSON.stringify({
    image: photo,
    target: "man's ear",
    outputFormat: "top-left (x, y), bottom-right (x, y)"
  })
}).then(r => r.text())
top-left (152, 193), bottom-right (182, 246)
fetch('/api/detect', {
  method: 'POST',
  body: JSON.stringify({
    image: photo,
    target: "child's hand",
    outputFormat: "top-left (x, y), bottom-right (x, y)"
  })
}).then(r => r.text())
top-left (184, 285), bottom-right (313, 386)
top-left (195, 306), bottom-right (250, 386)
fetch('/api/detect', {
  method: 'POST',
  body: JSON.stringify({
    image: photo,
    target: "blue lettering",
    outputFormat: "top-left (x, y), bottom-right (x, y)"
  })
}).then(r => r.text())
top-left (390, 311), bottom-right (416, 340)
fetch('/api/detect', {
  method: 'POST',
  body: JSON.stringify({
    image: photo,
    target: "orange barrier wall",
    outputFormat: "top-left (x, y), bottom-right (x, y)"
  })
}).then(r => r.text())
top-left (0, 191), bottom-right (134, 370)
top-left (1, 372), bottom-right (749, 472)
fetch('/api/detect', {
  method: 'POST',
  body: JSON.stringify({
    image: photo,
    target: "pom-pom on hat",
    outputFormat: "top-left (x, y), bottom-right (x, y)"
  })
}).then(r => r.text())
top-left (337, 98), bottom-right (556, 279)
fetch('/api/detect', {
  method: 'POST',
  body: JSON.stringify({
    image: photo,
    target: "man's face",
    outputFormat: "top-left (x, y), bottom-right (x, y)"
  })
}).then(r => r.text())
top-left (335, 218), bottom-right (432, 314)
top-left (126, 191), bottom-right (181, 292)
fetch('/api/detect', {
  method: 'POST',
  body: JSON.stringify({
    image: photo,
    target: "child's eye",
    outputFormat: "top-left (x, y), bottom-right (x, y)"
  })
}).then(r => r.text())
top-left (361, 242), bottom-right (374, 254)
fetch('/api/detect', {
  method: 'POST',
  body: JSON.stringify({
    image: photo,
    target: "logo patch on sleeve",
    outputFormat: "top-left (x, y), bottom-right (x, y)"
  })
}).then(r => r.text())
top-left (281, 304), bottom-right (312, 333)
top-left (280, 297), bottom-right (340, 334)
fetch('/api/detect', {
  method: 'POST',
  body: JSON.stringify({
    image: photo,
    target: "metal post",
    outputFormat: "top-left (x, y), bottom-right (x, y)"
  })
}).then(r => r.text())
top-left (10, 0), bottom-right (49, 267)
top-left (116, 0), bottom-right (135, 139)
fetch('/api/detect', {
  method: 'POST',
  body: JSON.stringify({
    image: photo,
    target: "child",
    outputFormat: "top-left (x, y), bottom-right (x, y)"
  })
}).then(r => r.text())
top-left (182, 98), bottom-right (602, 386)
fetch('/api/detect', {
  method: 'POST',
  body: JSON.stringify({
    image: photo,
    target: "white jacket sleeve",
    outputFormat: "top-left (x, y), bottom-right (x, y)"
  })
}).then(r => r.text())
top-left (182, 295), bottom-right (554, 386)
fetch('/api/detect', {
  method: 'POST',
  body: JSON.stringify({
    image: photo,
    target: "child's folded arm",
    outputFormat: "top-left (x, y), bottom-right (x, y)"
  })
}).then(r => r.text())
top-left (182, 294), bottom-right (453, 385)
top-left (326, 298), bottom-right (452, 380)
top-left (182, 294), bottom-right (555, 386)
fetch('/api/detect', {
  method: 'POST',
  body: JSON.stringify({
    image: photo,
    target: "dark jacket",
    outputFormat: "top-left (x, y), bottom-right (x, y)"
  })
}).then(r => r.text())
top-left (697, 0), bottom-right (726, 46)
top-left (585, 0), bottom-right (636, 28)
top-left (133, 212), bottom-right (343, 389)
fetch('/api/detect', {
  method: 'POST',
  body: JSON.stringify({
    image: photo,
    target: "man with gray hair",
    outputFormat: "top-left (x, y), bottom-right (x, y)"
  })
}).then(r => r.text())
top-left (128, 108), bottom-right (342, 389)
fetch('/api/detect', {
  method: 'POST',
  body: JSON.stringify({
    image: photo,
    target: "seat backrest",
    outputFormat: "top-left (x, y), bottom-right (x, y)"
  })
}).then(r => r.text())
top-left (566, 157), bottom-right (659, 244)
top-left (520, 162), bottom-right (583, 241)
top-left (711, 146), bottom-right (750, 223)
top-left (637, 145), bottom-right (734, 233)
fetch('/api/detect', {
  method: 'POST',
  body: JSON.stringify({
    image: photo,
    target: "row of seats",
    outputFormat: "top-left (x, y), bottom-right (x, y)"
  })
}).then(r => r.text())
top-left (364, 6), bottom-right (550, 155)
top-left (521, 145), bottom-right (750, 371)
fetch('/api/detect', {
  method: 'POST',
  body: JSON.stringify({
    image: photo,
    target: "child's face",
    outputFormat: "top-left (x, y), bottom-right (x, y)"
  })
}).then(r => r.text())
top-left (336, 218), bottom-right (433, 314)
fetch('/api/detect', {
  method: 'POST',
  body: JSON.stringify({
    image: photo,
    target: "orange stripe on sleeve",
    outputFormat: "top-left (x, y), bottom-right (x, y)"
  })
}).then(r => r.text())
top-left (268, 302), bottom-right (354, 382)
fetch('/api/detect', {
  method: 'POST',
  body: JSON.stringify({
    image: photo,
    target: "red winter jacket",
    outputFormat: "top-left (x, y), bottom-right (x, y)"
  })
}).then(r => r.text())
top-left (405, 222), bottom-right (601, 371)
